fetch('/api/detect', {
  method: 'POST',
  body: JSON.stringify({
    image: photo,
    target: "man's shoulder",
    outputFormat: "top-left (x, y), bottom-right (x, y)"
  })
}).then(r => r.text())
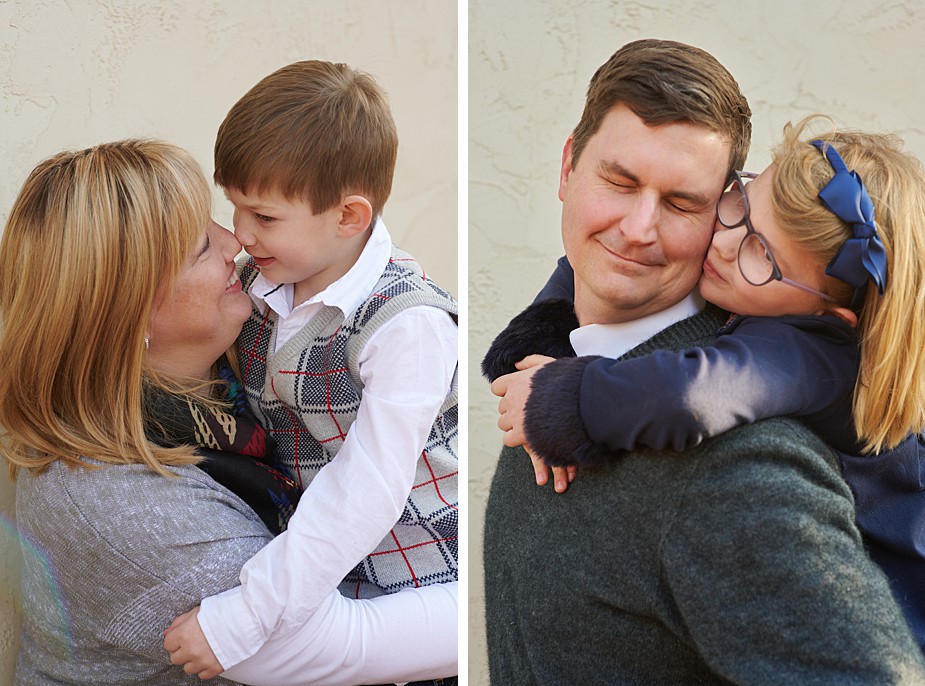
top-left (682, 416), bottom-right (848, 501)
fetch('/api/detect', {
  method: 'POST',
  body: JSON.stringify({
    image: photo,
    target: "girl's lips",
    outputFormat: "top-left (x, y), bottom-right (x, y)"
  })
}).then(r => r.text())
top-left (702, 257), bottom-right (726, 282)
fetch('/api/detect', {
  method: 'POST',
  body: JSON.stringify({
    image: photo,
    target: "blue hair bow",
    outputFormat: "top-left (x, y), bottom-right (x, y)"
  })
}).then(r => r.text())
top-left (811, 139), bottom-right (887, 295)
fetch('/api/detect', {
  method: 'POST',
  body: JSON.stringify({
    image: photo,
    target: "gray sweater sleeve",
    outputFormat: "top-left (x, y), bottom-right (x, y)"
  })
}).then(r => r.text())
top-left (15, 460), bottom-right (272, 684)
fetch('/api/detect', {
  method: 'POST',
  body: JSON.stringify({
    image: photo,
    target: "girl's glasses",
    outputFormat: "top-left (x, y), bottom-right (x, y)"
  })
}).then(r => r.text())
top-left (716, 171), bottom-right (836, 302)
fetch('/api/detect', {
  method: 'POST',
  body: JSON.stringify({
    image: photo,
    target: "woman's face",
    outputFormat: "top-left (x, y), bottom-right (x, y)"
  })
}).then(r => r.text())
top-left (147, 220), bottom-right (252, 379)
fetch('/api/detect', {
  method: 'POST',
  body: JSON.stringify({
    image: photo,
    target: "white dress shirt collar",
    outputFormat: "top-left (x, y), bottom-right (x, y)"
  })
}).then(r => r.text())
top-left (570, 292), bottom-right (704, 359)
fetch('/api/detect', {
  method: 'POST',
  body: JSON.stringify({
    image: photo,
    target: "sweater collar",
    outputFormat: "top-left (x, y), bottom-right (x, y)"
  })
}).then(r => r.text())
top-left (569, 292), bottom-right (705, 359)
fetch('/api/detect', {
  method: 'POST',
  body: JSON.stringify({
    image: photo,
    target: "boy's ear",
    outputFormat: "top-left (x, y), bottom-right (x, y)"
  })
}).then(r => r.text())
top-left (338, 195), bottom-right (374, 237)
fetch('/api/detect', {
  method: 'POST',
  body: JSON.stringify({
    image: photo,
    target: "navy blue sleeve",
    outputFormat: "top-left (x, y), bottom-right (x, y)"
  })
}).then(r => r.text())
top-left (523, 316), bottom-right (859, 466)
top-left (533, 255), bottom-right (574, 303)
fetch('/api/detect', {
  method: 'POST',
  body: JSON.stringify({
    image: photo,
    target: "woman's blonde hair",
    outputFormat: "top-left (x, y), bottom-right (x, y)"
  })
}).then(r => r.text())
top-left (770, 116), bottom-right (925, 452)
top-left (0, 139), bottom-right (213, 477)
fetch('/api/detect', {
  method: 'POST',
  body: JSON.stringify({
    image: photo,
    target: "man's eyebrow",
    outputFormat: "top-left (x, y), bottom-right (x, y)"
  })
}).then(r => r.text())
top-left (599, 159), bottom-right (713, 208)
top-left (599, 160), bottom-right (640, 185)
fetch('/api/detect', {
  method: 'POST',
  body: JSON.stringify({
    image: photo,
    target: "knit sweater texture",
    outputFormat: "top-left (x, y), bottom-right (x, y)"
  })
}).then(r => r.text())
top-left (14, 460), bottom-right (270, 685)
top-left (482, 305), bottom-right (925, 684)
top-left (237, 246), bottom-right (459, 597)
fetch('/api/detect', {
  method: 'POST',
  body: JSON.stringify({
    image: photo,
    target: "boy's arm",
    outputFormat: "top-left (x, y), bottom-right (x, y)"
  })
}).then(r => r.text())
top-left (521, 316), bottom-right (858, 467)
top-left (194, 305), bottom-right (458, 670)
top-left (533, 255), bottom-right (575, 303)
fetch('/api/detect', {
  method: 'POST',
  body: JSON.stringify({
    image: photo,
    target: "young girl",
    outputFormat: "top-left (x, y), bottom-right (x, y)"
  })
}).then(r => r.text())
top-left (484, 116), bottom-right (925, 649)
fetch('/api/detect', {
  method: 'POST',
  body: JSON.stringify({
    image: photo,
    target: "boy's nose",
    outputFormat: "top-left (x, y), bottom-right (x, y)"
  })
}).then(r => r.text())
top-left (234, 222), bottom-right (255, 247)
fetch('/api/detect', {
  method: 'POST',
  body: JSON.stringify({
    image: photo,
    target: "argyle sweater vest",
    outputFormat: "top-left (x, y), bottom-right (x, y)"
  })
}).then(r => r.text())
top-left (237, 246), bottom-right (459, 598)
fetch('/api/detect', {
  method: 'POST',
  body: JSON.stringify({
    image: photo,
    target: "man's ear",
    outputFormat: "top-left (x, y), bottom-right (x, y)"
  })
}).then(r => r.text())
top-left (338, 195), bottom-right (374, 237)
top-left (558, 136), bottom-right (575, 202)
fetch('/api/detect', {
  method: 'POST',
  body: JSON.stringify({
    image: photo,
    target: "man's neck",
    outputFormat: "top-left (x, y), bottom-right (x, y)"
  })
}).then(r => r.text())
top-left (570, 292), bottom-right (704, 359)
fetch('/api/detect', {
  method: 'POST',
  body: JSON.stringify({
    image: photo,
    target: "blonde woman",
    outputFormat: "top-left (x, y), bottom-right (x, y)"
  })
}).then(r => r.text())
top-left (0, 140), bottom-right (455, 685)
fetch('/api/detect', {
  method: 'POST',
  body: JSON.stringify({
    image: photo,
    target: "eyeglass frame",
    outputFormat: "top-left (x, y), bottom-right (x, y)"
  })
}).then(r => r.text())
top-left (717, 170), bottom-right (836, 303)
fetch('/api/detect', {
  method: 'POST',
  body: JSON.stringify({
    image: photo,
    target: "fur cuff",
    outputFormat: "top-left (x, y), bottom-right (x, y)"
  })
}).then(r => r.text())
top-left (524, 356), bottom-right (618, 468)
top-left (481, 299), bottom-right (579, 382)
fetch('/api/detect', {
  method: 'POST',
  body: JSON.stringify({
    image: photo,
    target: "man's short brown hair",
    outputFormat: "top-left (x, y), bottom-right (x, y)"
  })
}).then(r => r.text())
top-left (214, 60), bottom-right (398, 218)
top-left (570, 39), bottom-right (751, 175)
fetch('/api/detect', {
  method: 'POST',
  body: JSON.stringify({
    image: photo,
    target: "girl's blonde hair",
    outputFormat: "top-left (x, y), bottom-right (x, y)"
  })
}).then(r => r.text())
top-left (0, 139), bottom-right (213, 478)
top-left (770, 116), bottom-right (925, 452)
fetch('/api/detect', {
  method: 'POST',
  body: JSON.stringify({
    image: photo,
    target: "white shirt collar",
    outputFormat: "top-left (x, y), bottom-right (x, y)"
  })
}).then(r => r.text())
top-left (249, 217), bottom-right (392, 320)
top-left (569, 292), bottom-right (704, 359)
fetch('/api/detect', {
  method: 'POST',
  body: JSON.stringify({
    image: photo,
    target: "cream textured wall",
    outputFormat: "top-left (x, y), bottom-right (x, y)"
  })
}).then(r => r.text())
top-left (0, 1), bottom-right (456, 681)
top-left (469, 1), bottom-right (925, 682)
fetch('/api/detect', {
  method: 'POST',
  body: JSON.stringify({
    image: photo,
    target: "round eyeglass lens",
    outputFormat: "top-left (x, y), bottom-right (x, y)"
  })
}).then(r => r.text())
top-left (737, 232), bottom-right (775, 285)
top-left (717, 184), bottom-right (746, 227)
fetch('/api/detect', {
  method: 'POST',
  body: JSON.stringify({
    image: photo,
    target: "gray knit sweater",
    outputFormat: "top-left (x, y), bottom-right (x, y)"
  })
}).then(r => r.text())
top-left (483, 307), bottom-right (925, 684)
top-left (14, 459), bottom-right (271, 685)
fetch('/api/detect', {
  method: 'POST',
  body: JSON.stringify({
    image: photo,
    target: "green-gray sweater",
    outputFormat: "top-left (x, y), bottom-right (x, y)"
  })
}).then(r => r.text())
top-left (483, 307), bottom-right (925, 684)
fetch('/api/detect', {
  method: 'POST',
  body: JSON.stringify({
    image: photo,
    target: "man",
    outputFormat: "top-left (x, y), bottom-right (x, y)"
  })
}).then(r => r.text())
top-left (481, 39), bottom-right (925, 684)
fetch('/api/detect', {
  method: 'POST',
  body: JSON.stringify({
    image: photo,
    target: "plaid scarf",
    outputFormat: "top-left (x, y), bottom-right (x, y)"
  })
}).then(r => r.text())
top-left (144, 359), bottom-right (300, 535)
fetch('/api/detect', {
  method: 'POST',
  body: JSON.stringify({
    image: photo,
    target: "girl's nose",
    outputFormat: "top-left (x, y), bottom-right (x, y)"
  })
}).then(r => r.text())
top-left (711, 221), bottom-right (744, 262)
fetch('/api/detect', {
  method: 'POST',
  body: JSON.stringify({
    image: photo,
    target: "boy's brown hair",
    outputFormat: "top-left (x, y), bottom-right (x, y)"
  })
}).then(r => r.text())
top-left (214, 60), bottom-right (398, 218)
top-left (570, 38), bottom-right (752, 176)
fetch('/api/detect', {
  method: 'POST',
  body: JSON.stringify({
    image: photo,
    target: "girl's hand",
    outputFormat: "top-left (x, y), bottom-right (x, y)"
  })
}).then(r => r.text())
top-left (163, 607), bottom-right (224, 679)
top-left (491, 355), bottom-right (556, 448)
top-left (492, 355), bottom-right (576, 492)
top-left (529, 448), bottom-right (578, 493)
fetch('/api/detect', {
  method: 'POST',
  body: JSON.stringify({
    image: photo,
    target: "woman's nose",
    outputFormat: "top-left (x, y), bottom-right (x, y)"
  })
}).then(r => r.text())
top-left (213, 220), bottom-right (243, 258)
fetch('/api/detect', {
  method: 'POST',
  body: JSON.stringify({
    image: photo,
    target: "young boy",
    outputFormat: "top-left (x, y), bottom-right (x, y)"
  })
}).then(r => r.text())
top-left (164, 60), bottom-right (458, 679)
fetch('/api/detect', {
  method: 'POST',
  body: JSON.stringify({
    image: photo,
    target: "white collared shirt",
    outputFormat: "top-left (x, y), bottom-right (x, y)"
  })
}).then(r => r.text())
top-left (198, 218), bottom-right (459, 672)
top-left (570, 292), bottom-right (704, 358)
top-left (248, 217), bottom-right (396, 353)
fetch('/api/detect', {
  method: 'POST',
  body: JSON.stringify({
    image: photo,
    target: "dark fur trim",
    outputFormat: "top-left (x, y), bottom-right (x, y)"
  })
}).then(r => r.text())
top-left (481, 299), bottom-right (579, 382)
top-left (523, 356), bottom-right (617, 468)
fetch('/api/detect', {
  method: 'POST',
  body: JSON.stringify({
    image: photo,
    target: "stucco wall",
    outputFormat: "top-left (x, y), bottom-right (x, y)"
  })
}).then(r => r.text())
top-left (469, 1), bottom-right (925, 682)
top-left (0, 1), bottom-right (456, 681)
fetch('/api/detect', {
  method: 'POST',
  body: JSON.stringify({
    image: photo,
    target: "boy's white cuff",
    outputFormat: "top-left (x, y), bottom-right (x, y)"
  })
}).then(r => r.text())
top-left (198, 585), bottom-right (267, 671)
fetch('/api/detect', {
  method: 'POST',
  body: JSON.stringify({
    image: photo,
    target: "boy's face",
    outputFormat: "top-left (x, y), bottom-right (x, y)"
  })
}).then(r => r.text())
top-left (225, 187), bottom-right (357, 305)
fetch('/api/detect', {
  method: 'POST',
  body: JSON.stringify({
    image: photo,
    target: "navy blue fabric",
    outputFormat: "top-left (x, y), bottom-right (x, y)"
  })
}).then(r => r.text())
top-left (533, 255), bottom-right (575, 303)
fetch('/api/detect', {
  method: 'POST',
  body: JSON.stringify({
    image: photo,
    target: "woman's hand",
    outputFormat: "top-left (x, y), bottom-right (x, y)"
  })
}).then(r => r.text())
top-left (491, 355), bottom-right (578, 493)
top-left (163, 606), bottom-right (224, 679)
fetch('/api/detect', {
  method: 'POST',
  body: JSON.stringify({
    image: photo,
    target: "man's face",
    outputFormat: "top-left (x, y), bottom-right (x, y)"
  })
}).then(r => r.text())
top-left (559, 103), bottom-right (732, 325)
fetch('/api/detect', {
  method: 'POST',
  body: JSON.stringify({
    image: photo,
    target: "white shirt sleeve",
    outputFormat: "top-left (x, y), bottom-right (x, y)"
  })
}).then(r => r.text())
top-left (197, 305), bottom-right (458, 670)
top-left (218, 581), bottom-right (458, 686)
